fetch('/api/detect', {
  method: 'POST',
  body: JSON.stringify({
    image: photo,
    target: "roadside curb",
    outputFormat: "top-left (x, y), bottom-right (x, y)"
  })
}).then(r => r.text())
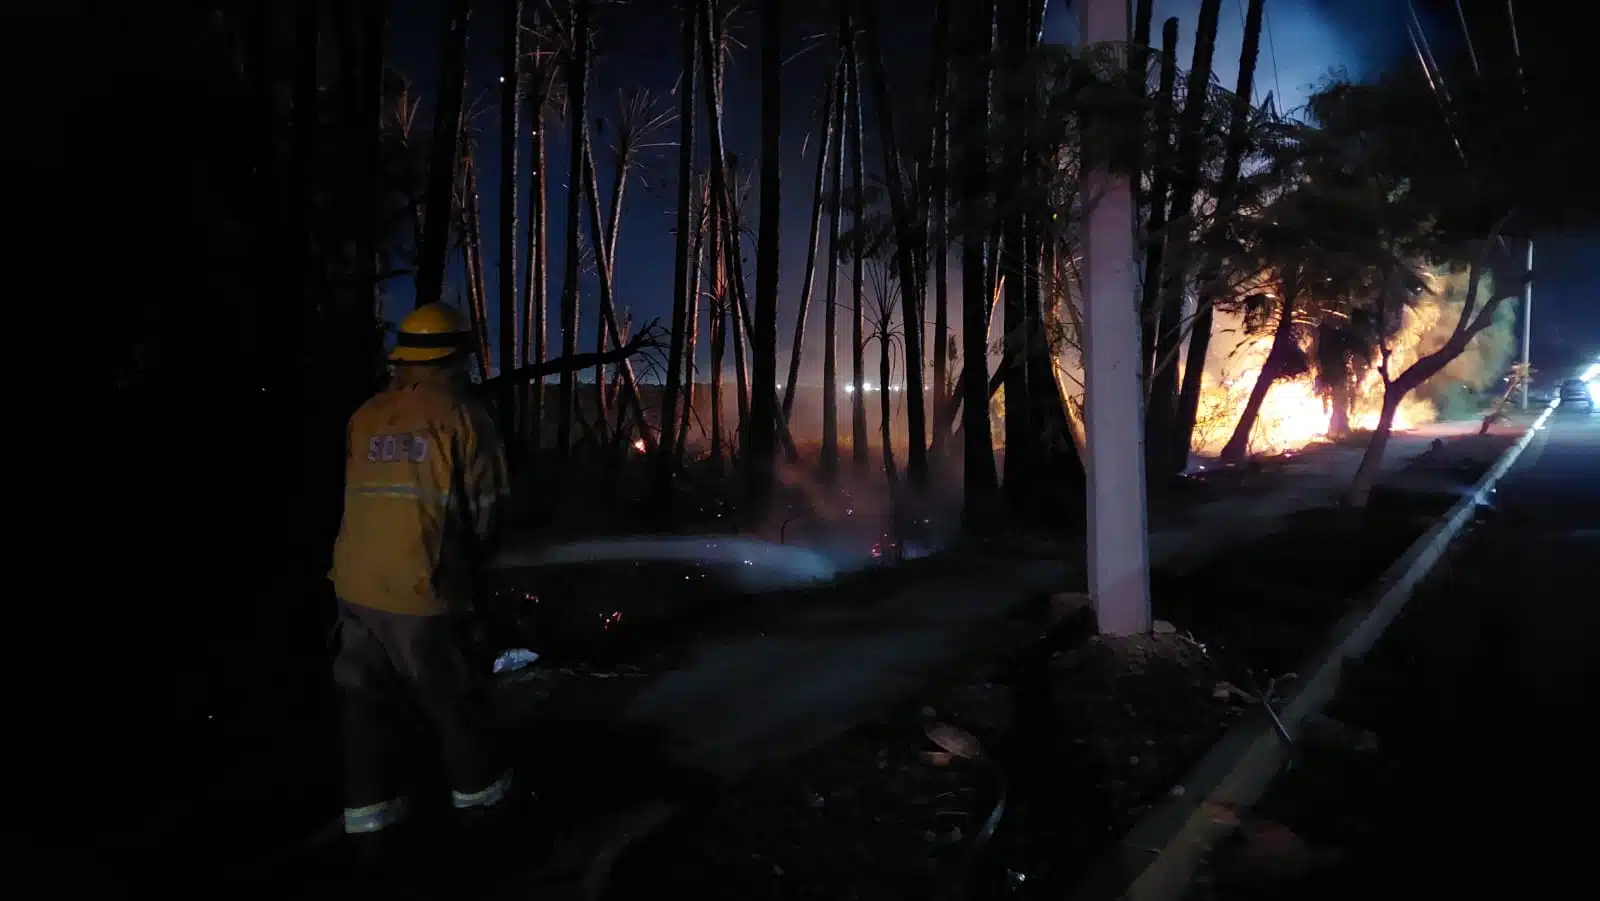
top-left (1070, 402), bottom-right (1559, 901)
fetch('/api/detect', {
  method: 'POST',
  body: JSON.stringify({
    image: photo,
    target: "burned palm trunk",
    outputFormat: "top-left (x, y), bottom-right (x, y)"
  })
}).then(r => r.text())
top-left (414, 0), bottom-right (471, 311)
top-left (1220, 286), bottom-right (1297, 463)
top-left (1146, 0), bottom-right (1222, 479)
top-left (556, 0), bottom-right (592, 459)
top-left (860, 0), bottom-right (928, 483)
top-left (999, 0), bottom-right (1032, 513)
top-left (709, 201), bottom-right (727, 471)
top-left (746, 0), bottom-right (785, 511)
top-left (1174, 0), bottom-right (1265, 474)
top-left (677, 185), bottom-right (707, 466)
top-left (726, 231), bottom-right (753, 444)
top-left (928, 0), bottom-right (952, 458)
top-left (498, 0), bottom-right (522, 435)
top-left (699, 0), bottom-right (752, 449)
top-left (1022, 0), bottom-right (1081, 512)
top-left (522, 77), bottom-right (550, 451)
top-left (1138, 17), bottom-right (1179, 385)
top-left (463, 151), bottom-right (494, 383)
top-left (780, 63), bottom-right (839, 452)
top-left (1128, 0), bottom-right (1154, 220)
top-left (820, 48), bottom-right (848, 480)
top-left (845, 14), bottom-right (869, 467)
top-left (657, 0), bottom-right (700, 494)
top-left (580, 130), bottom-right (654, 452)
top-left (959, 0), bottom-right (1000, 524)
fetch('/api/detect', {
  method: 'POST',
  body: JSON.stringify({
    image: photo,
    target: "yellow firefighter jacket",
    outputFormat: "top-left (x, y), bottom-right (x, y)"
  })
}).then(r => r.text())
top-left (330, 365), bottom-right (510, 616)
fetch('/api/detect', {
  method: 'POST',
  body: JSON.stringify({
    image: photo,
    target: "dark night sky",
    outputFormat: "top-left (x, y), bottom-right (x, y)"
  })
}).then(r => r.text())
top-left (383, 0), bottom-right (1598, 384)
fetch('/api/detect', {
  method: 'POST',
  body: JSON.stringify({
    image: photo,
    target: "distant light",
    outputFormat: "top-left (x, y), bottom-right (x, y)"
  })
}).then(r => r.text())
top-left (499, 76), bottom-right (506, 83)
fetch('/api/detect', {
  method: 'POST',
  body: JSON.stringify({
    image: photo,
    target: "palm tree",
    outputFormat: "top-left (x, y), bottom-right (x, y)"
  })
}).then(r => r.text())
top-left (957, 0), bottom-right (999, 525)
top-left (1172, 0), bottom-right (1266, 475)
top-left (1146, 0), bottom-right (1222, 475)
top-left (860, 0), bottom-right (927, 483)
top-left (746, 0), bottom-right (785, 512)
top-left (555, 0), bottom-right (591, 460)
top-left (780, 63), bottom-right (841, 445)
top-left (520, 6), bottom-right (565, 452)
top-left (927, 0), bottom-right (952, 459)
top-left (498, 0), bottom-right (523, 435)
top-left (820, 49), bottom-right (848, 479)
top-left (413, 0), bottom-right (472, 311)
top-left (845, 11), bottom-right (869, 467)
top-left (657, 0), bottom-right (702, 496)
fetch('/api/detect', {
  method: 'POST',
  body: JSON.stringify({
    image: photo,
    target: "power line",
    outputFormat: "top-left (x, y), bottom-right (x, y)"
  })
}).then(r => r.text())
top-left (1232, 0), bottom-right (1256, 104)
top-left (1506, 0), bottom-right (1528, 109)
top-left (1453, 0), bottom-right (1481, 77)
top-left (1404, 4), bottom-right (1468, 167)
top-left (1262, 2), bottom-right (1281, 106)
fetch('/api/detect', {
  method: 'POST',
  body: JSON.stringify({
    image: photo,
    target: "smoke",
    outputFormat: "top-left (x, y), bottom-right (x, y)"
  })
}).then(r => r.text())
top-left (1415, 268), bottom-right (1520, 417)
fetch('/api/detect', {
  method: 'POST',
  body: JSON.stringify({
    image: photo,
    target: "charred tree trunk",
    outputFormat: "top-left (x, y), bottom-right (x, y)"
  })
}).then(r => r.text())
top-left (580, 130), bottom-right (654, 451)
top-left (1139, 17), bottom-right (1179, 381)
top-left (1220, 288), bottom-right (1296, 463)
top-left (709, 203), bottom-right (727, 472)
top-left (728, 233), bottom-right (753, 445)
top-left (414, 0), bottom-right (471, 311)
top-left (498, 0), bottom-right (522, 435)
top-left (1146, 0), bottom-right (1222, 476)
top-left (1129, 0), bottom-right (1154, 219)
top-left (820, 49), bottom-right (847, 480)
top-left (657, 0), bottom-right (700, 492)
top-left (780, 64), bottom-right (839, 445)
top-left (878, 319), bottom-right (897, 485)
top-left (861, 0), bottom-right (928, 483)
top-left (555, 0), bottom-right (591, 459)
top-left (845, 15), bottom-right (869, 467)
top-left (463, 152), bottom-right (494, 382)
top-left (1328, 374), bottom-right (1353, 439)
top-left (929, 0), bottom-right (952, 458)
top-left (746, 0), bottom-right (784, 512)
top-left (999, 0), bottom-right (1031, 513)
top-left (677, 186), bottom-right (706, 466)
top-left (959, 0), bottom-right (999, 526)
top-left (522, 78), bottom-right (550, 452)
top-left (1174, 0), bottom-right (1265, 475)
top-left (700, 1), bottom-right (752, 448)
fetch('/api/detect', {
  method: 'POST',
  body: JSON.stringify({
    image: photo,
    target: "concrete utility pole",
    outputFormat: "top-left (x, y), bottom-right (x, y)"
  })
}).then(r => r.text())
top-left (1079, 0), bottom-right (1152, 636)
top-left (1520, 238), bottom-right (1533, 410)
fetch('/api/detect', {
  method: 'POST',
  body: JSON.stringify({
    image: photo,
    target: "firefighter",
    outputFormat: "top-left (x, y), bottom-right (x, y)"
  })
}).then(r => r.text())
top-left (329, 302), bottom-right (518, 866)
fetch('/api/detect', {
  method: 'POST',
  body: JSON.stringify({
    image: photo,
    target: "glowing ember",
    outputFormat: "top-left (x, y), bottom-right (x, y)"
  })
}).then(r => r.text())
top-left (632, 438), bottom-right (646, 453)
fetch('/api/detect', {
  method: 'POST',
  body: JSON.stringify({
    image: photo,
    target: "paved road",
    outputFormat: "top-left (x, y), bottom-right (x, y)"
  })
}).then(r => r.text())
top-left (1413, 406), bottom-right (1600, 891)
top-left (1203, 407), bottom-right (1599, 898)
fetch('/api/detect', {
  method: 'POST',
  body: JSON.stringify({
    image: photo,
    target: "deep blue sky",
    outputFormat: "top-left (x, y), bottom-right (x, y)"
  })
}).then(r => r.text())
top-left (382, 0), bottom-right (1598, 383)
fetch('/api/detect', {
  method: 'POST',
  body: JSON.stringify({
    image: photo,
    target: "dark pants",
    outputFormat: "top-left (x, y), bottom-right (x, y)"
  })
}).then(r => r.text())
top-left (332, 601), bottom-right (509, 834)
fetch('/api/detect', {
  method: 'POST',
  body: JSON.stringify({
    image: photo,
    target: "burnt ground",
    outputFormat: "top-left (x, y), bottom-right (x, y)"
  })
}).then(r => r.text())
top-left (594, 432), bottom-right (1520, 901)
top-left (141, 428), bottom-right (1504, 898)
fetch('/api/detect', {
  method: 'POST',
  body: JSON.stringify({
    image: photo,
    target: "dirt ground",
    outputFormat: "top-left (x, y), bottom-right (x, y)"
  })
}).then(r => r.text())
top-left (599, 432), bottom-right (1518, 901)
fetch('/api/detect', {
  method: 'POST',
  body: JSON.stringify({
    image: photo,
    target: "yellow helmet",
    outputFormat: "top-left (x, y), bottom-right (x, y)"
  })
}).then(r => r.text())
top-left (389, 303), bottom-right (472, 364)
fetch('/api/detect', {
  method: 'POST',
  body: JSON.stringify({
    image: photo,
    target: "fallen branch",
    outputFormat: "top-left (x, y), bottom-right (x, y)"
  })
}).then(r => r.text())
top-left (485, 320), bottom-right (665, 390)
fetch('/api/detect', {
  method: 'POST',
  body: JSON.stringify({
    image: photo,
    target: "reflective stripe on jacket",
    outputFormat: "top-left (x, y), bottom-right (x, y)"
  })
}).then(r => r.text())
top-left (330, 366), bottom-right (510, 616)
